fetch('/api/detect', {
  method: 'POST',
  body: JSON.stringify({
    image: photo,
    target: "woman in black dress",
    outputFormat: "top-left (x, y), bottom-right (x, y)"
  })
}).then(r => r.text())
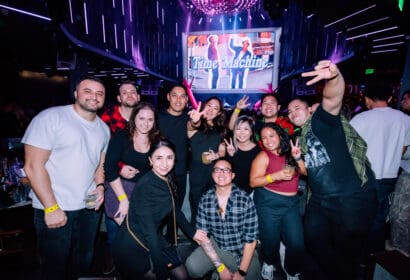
top-left (111, 139), bottom-right (205, 279)
top-left (187, 97), bottom-right (227, 224)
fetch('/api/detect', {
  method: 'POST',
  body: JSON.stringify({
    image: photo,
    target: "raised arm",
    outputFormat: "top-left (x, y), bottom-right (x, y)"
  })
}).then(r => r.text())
top-left (301, 60), bottom-right (345, 115)
top-left (24, 144), bottom-right (67, 228)
top-left (228, 95), bottom-right (250, 130)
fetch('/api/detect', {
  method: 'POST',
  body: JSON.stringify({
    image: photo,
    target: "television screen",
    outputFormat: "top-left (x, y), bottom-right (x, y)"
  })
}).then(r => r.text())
top-left (182, 27), bottom-right (281, 94)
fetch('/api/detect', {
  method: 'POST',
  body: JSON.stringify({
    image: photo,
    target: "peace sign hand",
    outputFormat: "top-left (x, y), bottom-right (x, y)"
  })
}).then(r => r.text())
top-left (290, 138), bottom-right (302, 159)
top-left (224, 137), bottom-right (235, 156)
top-left (188, 101), bottom-right (204, 124)
top-left (236, 95), bottom-right (250, 110)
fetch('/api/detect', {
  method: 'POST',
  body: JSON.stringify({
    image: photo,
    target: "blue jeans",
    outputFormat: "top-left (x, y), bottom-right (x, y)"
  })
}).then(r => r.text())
top-left (369, 178), bottom-right (397, 252)
top-left (254, 188), bottom-right (304, 276)
top-left (304, 188), bottom-right (377, 280)
top-left (34, 208), bottom-right (101, 279)
top-left (105, 214), bottom-right (119, 247)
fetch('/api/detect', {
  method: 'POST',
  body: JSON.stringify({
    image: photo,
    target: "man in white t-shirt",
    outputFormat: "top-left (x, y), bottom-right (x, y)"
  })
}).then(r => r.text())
top-left (22, 76), bottom-right (110, 279)
top-left (350, 84), bottom-right (410, 253)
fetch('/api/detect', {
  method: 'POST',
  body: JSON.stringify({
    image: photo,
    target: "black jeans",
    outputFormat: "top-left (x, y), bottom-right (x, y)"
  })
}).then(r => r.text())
top-left (34, 208), bottom-right (101, 279)
top-left (304, 188), bottom-right (377, 280)
top-left (254, 188), bottom-right (304, 276)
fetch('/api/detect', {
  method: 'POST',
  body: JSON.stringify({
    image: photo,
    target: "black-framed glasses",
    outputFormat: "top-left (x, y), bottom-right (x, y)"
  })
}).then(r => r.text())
top-left (212, 167), bottom-right (232, 174)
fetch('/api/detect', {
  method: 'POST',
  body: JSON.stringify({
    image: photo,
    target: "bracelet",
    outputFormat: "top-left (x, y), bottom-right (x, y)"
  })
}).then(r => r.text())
top-left (238, 268), bottom-right (247, 276)
top-left (294, 156), bottom-right (302, 161)
top-left (118, 194), bottom-right (127, 201)
top-left (234, 108), bottom-right (241, 113)
top-left (266, 174), bottom-right (273, 183)
top-left (96, 183), bottom-right (105, 188)
top-left (217, 263), bottom-right (226, 273)
top-left (44, 204), bottom-right (59, 214)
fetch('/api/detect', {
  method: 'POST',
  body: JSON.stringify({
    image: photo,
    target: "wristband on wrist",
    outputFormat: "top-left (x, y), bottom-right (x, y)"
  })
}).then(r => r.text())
top-left (118, 194), bottom-right (127, 201)
top-left (217, 263), bottom-right (226, 273)
top-left (234, 108), bottom-right (241, 113)
top-left (44, 204), bottom-right (59, 214)
top-left (96, 183), bottom-right (105, 188)
top-left (266, 174), bottom-right (273, 183)
top-left (238, 268), bottom-right (247, 276)
top-left (294, 156), bottom-right (302, 161)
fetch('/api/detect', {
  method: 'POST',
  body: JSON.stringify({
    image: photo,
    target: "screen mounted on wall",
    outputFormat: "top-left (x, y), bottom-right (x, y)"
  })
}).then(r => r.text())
top-left (182, 27), bottom-right (281, 94)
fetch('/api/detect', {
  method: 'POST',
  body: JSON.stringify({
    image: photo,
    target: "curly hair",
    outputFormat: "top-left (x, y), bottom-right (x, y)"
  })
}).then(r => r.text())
top-left (260, 122), bottom-right (297, 167)
top-left (128, 102), bottom-right (160, 144)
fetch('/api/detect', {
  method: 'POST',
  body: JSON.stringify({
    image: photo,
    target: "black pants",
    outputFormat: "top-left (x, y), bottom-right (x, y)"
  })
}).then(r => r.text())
top-left (304, 188), bottom-right (377, 280)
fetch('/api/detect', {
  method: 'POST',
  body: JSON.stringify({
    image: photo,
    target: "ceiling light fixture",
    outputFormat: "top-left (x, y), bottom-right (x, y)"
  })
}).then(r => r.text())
top-left (371, 49), bottom-right (398, 54)
top-left (373, 34), bottom-right (405, 42)
top-left (346, 26), bottom-right (398, 40)
top-left (325, 4), bottom-right (376, 28)
top-left (190, 0), bottom-right (257, 16)
top-left (346, 17), bottom-right (389, 32)
top-left (373, 41), bottom-right (405, 48)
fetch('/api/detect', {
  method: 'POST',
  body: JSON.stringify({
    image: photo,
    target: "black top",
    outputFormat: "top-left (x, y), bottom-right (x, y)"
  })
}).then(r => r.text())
top-left (308, 105), bottom-right (374, 196)
top-left (115, 171), bottom-right (195, 278)
top-left (158, 109), bottom-right (189, 176)
top-left (104, 129), bottom-right (150, 182)
top-left (227, 145), bottom-right (261, 193)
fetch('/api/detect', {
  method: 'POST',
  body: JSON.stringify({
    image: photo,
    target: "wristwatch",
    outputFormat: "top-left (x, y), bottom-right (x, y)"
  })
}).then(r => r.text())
top-left (238, 268), bottom-right (247, 276)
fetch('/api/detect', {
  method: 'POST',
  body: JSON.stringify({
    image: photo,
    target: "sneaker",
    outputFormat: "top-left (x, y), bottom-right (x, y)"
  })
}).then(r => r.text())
top-left (287, 273), bottom-right (300, 280)
top-left (261, 262), bottom-right (274, 280)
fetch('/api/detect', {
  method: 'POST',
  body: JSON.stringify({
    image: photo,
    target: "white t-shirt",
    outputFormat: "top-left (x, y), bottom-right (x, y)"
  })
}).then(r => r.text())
top-left (22, 105), bottom-right (110, 210)
top-left (350, 107), bottom-right (410, 179)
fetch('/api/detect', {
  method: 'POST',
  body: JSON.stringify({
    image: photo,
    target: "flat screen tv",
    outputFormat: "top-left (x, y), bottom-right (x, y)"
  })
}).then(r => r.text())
top-left (182, 27), bottom-right (281, 94)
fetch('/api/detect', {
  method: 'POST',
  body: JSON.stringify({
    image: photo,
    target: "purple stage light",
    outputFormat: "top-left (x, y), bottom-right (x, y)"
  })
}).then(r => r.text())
top-left (190, 0), bottom-right (257, 16)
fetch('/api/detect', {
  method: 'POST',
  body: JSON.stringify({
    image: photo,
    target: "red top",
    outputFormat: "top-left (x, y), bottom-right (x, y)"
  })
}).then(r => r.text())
top-left (265, 151), bottom-right (299, 193)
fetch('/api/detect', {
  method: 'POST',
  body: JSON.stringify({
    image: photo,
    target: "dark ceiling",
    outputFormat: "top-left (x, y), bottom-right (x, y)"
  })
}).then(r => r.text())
top-left (0, 0), bottom-right (409, 90)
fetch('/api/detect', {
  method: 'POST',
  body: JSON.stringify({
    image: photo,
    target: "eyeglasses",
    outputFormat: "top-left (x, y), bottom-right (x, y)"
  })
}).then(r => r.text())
top-left (212, 167), bottom-right (232, 174)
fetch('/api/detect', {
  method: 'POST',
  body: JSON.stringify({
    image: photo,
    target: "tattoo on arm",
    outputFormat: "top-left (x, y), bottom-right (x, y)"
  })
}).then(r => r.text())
top-left (201, 239), bottom-right (222, 268)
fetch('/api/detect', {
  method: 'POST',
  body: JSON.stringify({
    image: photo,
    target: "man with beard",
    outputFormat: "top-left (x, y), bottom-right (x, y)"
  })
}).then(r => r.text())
top-left (101, 80), bottom-right (141, 133)
top-left (22, 76), bottom-right (110, 279)
top-left (100, 80), bottom-right (140, 274)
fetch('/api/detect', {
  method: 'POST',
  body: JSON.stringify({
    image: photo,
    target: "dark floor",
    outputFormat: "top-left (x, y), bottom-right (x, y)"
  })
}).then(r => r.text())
top-left (2, 228), bottom-right (410, 280)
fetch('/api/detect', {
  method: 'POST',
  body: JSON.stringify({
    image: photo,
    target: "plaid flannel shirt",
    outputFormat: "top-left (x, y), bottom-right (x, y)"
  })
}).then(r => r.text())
top-left (196, 185), bottom-right (258, 265)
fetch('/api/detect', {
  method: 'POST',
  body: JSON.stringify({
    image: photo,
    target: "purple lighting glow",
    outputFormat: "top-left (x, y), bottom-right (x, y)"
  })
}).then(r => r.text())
top-left (190, 0), bottom-right (257, 16)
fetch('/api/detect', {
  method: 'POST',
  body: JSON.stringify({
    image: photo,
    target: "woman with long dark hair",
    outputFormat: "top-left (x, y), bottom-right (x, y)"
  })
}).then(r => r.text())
top-left (250, 123), bottom-right (306, 279)
top-left (187, 96), bottom-right (227, 224)
top-left (111, 139), bottom-right (205, 279)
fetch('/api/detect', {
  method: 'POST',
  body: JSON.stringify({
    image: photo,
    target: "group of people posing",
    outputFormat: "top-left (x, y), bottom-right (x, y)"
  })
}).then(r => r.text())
top-left (22, 59), bottom-right (410, 280)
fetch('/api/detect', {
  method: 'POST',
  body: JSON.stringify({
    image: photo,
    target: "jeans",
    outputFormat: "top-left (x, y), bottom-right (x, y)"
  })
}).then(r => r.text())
top-left (253, 188), bottom-right (304, 276)
top-left (369, 178), bottom-right (397, 252)
top-left (304, 188), bottom-right (377, 280)
top-left (185, 237), bottom-right (261, 280)
top-left (34, 208), bottom-right (101, 279)
top-left (105, 214), bottom-right (119, 247)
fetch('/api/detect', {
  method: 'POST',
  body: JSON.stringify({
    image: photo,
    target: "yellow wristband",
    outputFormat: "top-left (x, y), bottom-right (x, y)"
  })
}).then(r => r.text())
top-left (118, 194), bottom-right (127, 201)
top-left (266, 174), bottom-right (273, 183)
top-left (44, 204), bottom-right (59, 214)
top-left (217, 263), bottom-right (226, 273)
top-left (234, 108), bottom-right (241, 113)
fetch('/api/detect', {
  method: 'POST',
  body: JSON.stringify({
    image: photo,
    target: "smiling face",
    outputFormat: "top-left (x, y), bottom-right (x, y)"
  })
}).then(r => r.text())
top-left (149, 146), bottom-right (175, 177)
top-left (234, 120), bottom-right (252, 143)
top-left (261, 95), bottom-right (280, 119)
top-left (261, 127), bottom-right (280, 153)
top-left (167, 86), bottom-right (188, 115)
top-left (74, 79), bottom-right (105, 113)
top-left (212, 159), bottom-right (235, 188)
top-left (118, 83), bottom-right (140, 108)
top-left (204, 98), bottom-right (221, 122)
top-left (287, 99), bottom-right (311, 127)
top-left (134, 108), bottom-right (155, 135)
